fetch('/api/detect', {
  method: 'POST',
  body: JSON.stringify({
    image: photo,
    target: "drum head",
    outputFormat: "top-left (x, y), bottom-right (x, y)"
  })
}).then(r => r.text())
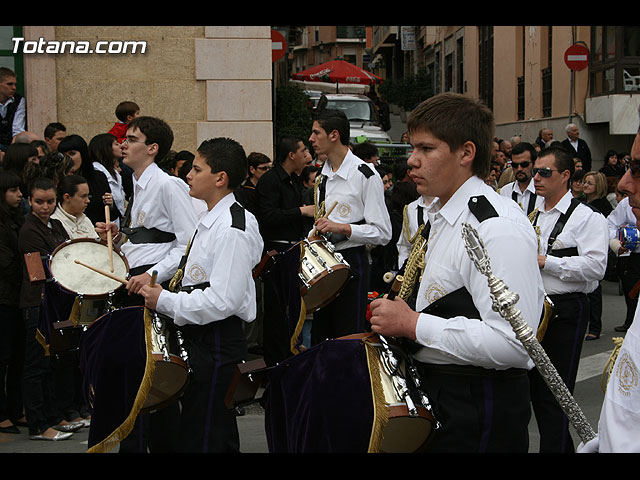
top-left (382, 405), bottom-right (433, 453)
top-left (302, 266), bottom-right (351, 312)
top-left (50, 239), bottom-right (128, 296)
top-left (141, 357), bottom-right (189, 414)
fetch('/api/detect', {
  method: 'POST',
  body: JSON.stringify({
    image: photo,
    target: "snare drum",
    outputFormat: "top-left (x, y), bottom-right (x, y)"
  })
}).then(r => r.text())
top-left (142, 310), bottom-right (190, 414)
top-left (298, 235), bottom-right (351, 312)
top-left (619, 224), bottom-right (640, 251)
top-left (49, 238), bottom-right (129, 325)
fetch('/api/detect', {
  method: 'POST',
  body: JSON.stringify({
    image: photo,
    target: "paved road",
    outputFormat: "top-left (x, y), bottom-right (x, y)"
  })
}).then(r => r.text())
top-left (0, 277), bottom-right (629, 454)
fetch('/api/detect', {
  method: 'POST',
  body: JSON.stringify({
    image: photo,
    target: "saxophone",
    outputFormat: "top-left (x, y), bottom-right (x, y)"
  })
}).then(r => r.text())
top-left (527, 207), bottom-right (555, 341)
top-left (398, 221), bottom-right (428, 303)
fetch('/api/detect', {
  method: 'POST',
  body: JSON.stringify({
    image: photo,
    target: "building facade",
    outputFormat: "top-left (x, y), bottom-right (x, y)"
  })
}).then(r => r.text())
top-left (1, 26), bottom-right (274, 159)
top-left (370, 26), bottom-right (640, 167)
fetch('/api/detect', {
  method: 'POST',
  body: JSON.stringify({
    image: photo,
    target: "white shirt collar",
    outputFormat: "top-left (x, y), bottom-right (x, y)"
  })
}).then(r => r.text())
top-left (543, 190), bottom-right (573, 214)
top-left (199, 192), bottom-right (236, 229)
top-left (322, 149), bottom-right (355, 180)
top-left (134, 161), bottom-right (161, 190)
top-left (427, 175), bottom-right (483, 226)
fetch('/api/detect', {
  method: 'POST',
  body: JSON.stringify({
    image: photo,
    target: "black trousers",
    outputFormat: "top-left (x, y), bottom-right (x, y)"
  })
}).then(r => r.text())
top-left (529, 292), bottom-right (589, 453)
top-left (21, 306), bottom-right (62, 435)
top-left (0, 304), bottom-right (24, 423)
top-left (617, 253), bottom-right (640, 327)
top-left (311, 246), bottom-right (369, 346)
top-left (262, 241), bottom-right (298, 367)
top-left (415, 363), bottom-right (531, 453)
top-left (118, 264), bottom-right (181, 453)
top-left (587, 283), bottom-right (602, 336)
top-left (178, 317), bottom-right (246, 452)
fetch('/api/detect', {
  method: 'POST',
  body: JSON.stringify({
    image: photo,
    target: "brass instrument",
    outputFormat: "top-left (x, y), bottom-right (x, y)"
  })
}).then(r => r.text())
top-left (528, 207), bottom-right (555, 341)
top-left (398, 222), bottom-right (428, 302)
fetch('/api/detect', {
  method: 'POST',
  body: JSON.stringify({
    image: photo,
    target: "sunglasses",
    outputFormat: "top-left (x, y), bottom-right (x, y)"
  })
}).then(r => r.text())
top-left (629, 159), bottom-right (640, 178)
top-left (532, 167), bottom-right (563, 178)
top-left (256, 165), bottom-right (272, 171)
top-left (511, 161), bottom-right (530, 169)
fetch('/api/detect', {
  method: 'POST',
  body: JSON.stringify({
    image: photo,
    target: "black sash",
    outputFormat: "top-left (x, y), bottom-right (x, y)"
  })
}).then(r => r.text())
top-left (512, 189), bottom-right (538, 215)
top-left (532, 197), bottom-right (580, 255)
top-left (119, 191), bottom-right (177, 244)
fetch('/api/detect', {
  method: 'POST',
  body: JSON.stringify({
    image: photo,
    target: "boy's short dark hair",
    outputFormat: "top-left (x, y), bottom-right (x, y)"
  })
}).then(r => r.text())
top-left (127, 116), bottom-right (174, 163)
top-left (0, 67), bottom-right (16, 82)
top-left (352, 141), bottom-right (379, 161)
top-left (407, 93), bottom-right (494, 179)
top-left (196, 137), bottom-right (247, 191)
top-left (315, 109), bottom-right (350, 146)
top-left (275, 135), bottom-right (303, 165)
top-left (44, 122), bottom-right (66, 140)
top-left (115, 101), bottom-right (140, 122)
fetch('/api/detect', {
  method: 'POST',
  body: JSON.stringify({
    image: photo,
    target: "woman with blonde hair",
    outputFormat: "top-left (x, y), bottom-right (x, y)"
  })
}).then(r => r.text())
top-left (582, 171), bottom-right (611, 342)
top-left (582, 171), bottom-right (613, 216)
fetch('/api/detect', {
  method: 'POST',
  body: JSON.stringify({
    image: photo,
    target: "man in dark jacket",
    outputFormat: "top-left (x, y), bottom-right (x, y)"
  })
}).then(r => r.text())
top-left (561, 123), bottom-right (592, 171)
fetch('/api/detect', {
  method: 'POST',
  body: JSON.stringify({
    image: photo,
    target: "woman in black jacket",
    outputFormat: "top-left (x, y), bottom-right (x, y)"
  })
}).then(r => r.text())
top-left (58, 134), bottom-right (118, 226)
top-left (582, 171), bottom-right (612, 341)
top-left (599, 149), bottom-right (626, 178)
top-left (0, 171), bottom-right (26, 433)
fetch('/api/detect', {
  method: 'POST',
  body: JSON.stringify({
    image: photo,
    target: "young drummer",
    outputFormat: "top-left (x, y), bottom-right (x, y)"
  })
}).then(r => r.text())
top-left (140, 137), bottom-right (263, 453)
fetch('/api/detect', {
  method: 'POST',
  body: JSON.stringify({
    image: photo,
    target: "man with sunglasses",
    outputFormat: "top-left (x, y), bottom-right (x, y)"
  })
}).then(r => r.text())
top-left (578, 116), bottom-right (640, 453)
top-left (529, 145), bottom-right (609, 453)
top-left (499, 142), bottom-right (544, 216)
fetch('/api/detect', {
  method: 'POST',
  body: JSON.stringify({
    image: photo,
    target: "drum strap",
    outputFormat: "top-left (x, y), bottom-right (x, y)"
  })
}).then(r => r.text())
top-left (532, 197), bottom-right (580, 255)
top-left (168, 230), bottom-right (198, 292)
top-left (511, 189), bottom-right (538, 215)
top-left (120, 190), bottom-right (177, 244)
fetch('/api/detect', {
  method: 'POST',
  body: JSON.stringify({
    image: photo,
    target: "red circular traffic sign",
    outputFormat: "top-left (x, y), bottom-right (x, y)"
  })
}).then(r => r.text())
top-left (271, 29), bottom-right (287, 62)
top-left (564, 44), bottom-right (589, 71)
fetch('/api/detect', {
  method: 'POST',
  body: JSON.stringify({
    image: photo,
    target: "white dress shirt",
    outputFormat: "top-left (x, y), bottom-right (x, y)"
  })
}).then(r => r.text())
top-left (606, 196), bottom-right (640, 255)
top-left (315, 149), bottom-right (392, 250)
top-left (0, 96), bottom-right (26, 139)
top-left (534, 191), bottom-right (609, 295)
top-left (156, 193), bottom-right (263, 327)
top-left (595, 302), bottom-right (640, 452)
top-left (499, 179), bottom-right (544, 214)
top-left (396, 195), bottom-right (435, 269)
top-left (120, 162), bottom-right (198, 283)
top-left (93, 162), bottom-right (125, 226)
top-left (412, 176), bottom-right (545, 370)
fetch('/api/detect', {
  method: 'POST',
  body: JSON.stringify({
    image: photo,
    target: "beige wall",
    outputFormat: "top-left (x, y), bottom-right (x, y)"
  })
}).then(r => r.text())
top-left (22, 25), bottom-right (273, 158)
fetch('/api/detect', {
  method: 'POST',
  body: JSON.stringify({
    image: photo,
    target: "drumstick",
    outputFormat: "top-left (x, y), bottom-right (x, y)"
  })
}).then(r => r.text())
top-left (74, 259), bottom-right (128, 285)
top-left (149, 270), bottom-right (158, 287)
top-left (105, 204), bottom-right (114, 273)
top-left (313, 200), bottom-right (338, 236)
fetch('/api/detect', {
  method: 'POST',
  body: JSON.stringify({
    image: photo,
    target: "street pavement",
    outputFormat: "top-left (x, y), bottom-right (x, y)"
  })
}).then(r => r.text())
top-left (0, 276), bottom-right (629, 454)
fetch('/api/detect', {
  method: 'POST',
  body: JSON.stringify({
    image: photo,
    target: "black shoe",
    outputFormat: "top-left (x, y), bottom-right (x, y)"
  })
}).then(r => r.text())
top-left (585, 333), bottom-right (600, 341)
top-left (614, 324), bottom-right (630, 332)
top-left (0, 425), bottom-right (20, 434)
